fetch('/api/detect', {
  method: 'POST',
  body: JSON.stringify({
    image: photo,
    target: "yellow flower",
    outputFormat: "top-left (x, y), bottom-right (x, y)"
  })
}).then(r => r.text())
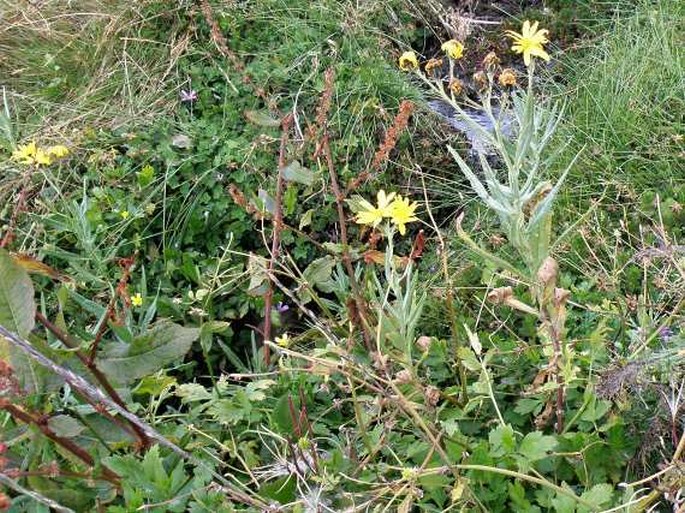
top-left (398, 51), bottom-right (419, 71)
top-left (505, 20), bottom-right (551, 67)
top-left (131, 293), bottom-right (143, 307)
top-left (47, 145), bottom-right (69, 158)
top-left (356, 190), bottom-right (396, 228)
top-left (441, 40), bottom-right (464, 60)
top-left (34, 149), bottom-right (53, 166)
top-left (388, 195), bottom-right (419, 235)
top-left (275, 333), bottom-right (291, 348)
top-left (11, 141), bottom-right (37, 165)
top-left (120, 210), bottom-right (130, 220)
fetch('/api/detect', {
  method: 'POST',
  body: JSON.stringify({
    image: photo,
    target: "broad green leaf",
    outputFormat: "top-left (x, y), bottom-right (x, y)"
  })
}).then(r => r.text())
top-left (518, 431), bottom-right (558, 462)
top-left (0, 248), bottom-right (35, 343)
top-left (302, 255), bottom-right (335, 292)
top-left (282, 161), bottom-right (314, 186)
top-left (47, 415), bottom-right (85, 438)
top-left (97, 322), bottom-right (199, 384)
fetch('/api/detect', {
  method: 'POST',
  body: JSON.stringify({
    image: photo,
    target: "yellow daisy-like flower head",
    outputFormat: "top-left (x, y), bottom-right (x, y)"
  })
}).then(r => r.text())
top-left (34, 148), bottom-right (53, 166)
top-left (130, 292), bottom-right (143, 307)
top-left (505, 20), bottom-right (550, 67)
top-left (398, 51), bottom-right (419, 72)
top-left (11, 141), bottom-right (37, 165)
top-left (356, 190), bottom-right (396, 228)
top-left (441, 40), bottom-right (464, 60)
top-left (389, 195), bottom-right (419, 236)
top-left (120, 210), bottom-right (130, 220)
top-left (47, 145), bottom-right (69, 158)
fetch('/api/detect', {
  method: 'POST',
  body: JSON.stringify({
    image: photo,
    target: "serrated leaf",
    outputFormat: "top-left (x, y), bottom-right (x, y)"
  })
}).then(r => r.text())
top-left (518, 431), bottom-right (557, 462)
top-left (578, 483), bottom-right (614, 512)
top-left (489, 424), bottom-right (516, 457)
top-left (176, 383), bottom-right (212, 403)
top-left (96, 322), bottom-right (199, 384)
top-left (282, 161), bottom-right (314, 186)
top-left (244, 110), bottom-right (281, 127)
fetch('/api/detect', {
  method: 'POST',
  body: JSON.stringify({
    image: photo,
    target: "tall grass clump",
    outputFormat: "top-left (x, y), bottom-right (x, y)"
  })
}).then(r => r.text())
top-left (553, 0), bottom-right (684, 195)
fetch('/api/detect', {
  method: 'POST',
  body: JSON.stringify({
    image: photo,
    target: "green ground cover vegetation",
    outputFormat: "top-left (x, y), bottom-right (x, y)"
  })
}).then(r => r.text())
top-left (0, 0), bottom-right (682, 511)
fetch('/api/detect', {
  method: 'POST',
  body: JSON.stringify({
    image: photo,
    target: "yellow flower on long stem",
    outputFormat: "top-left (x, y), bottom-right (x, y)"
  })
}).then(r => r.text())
top-left (389, 195), bottom-right (419, 235)
top-left (441, 40), bottom-right (464, 60)
top-left (11, 141), bottom-right (37, 165)
top-left (398, 51), bottom-right (419, 71)
top-left (505, 20), bottom-right (550, 66)
top-left (130, 293), bottom-right (143, 307)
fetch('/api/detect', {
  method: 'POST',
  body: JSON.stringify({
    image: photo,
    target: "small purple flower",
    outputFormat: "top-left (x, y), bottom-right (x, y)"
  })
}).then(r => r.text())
top-left (274, 302), bottom-right (289, 313)
top-left (180, 89), bottom-right (198, 103)
top-left (659, 326), bottom-right (674, 342)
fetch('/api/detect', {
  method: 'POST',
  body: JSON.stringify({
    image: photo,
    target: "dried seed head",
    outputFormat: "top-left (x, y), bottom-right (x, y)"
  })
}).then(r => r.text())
top-left (498, 68), bottom-right (517, 87)
top-left (472, 71), bottom-right (488, 90)
top-left (416, 335), bottom-right (432, 352)
top-left (537, 257), bottom-right (559, 287)
top-left (487, 286), bottom-right (514, 305)
top-left (395, 369), bottom-right (413, 384)
top-left (424, 385), bottom-right (441, 407)
top-left (425, 58), bottom-right (443, 74)
top-left (482, 51), bottom-right (501, 69)
top-left (448, 78), bottom-right (464, 96)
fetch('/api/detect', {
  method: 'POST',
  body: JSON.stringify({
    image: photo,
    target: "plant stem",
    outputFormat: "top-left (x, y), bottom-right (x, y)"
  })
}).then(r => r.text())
top-left (262, 114), bottom-right (293, 366)
top-left (35, 311), bottom-right (151, 449)
top-left (0, 402), bottom-right (120, 484)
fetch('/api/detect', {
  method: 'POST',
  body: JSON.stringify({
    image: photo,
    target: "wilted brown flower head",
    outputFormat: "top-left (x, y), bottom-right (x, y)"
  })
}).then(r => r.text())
top-left (497, 68), bottom-right (516, 87)
top-left (498, 68), bottom-right (517, 87)
top-left (416, 335), bottom-right (432, 352)
top-left (473, 71), bottom-right (488, 90)
top-left (425, 58), bottom-right (443, 75)
top-left (483, 51), bottom-right (501, 69)
top-left (449, 78), bottom-right (464, 96)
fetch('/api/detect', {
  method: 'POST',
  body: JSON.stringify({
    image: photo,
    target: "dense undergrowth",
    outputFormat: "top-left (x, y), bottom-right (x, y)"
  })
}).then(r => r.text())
top-left (0, 0), bottom-right (683, 511)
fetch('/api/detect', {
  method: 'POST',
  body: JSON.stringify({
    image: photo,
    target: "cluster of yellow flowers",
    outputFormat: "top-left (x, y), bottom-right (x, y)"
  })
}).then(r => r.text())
top-left (11, 141), bottom-right (69, 166)
top-left (398, 20), bottom-right (550, 71)
top-left (356, 190), bottom-right (419, 235)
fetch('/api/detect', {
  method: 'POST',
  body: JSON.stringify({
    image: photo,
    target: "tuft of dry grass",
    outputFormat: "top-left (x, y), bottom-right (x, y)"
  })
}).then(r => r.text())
top-left (0, 0), bottom-right (190, 141)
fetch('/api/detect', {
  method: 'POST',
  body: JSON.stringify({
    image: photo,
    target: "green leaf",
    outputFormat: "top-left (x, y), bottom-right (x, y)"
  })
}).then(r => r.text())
top-left (97, 322), bottom-right (199, 384)
top-left (518, 431), bottom-right (558, 462)
top-left (244, 110), bottom-right (281, 127)
top-left (176, 383), bottom-right (211, 403)
top-left (299, 255), bottom-right (336, 303)
top-left (489, 424), bottom-right (516, 457)
top-left (578, 483), bottom-right (614, 512)
top-left (47, 415), bottom-right (85, 438)
top-left (282, 161), bottom-right (314, 186)
top-left (0, 249), bottom-right (36, 342)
